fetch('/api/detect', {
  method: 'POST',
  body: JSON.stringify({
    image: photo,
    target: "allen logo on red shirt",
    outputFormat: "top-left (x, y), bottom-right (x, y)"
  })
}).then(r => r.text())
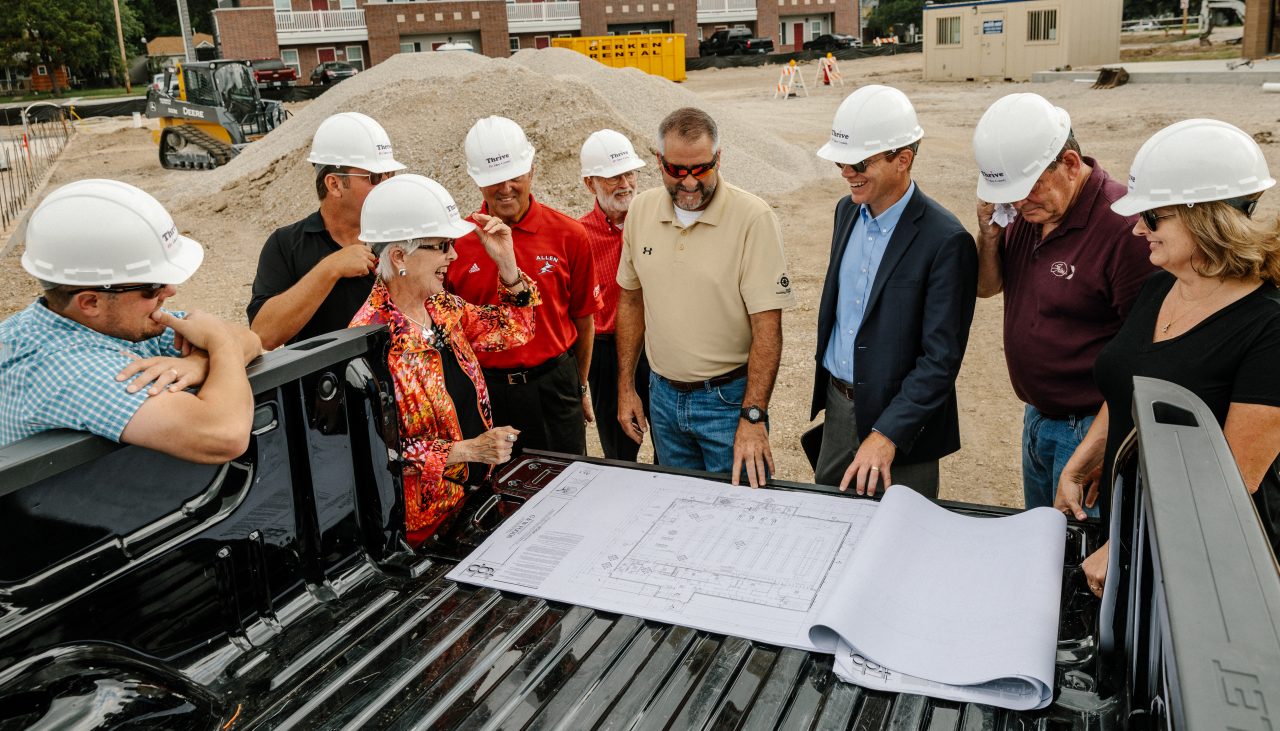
top-left (1050, 261), bottom-right (1075, 279)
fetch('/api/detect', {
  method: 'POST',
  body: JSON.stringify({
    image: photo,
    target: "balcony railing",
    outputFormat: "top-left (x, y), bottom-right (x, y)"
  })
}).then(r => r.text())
top-left (697, 0), bottom-right (757, 23)
top-left (275, 9), bottom-right (367, 43)
top-left (506, 1), bottom-right (581, 32)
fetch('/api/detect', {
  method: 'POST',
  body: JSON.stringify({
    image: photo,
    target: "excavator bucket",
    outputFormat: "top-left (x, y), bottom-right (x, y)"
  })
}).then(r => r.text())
top-left (1092, 67), bottom-right (1130, 89)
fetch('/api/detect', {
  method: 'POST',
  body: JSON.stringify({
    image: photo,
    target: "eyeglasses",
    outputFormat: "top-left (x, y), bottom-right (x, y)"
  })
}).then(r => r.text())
top-left (1140, 209), bottom-right (1176, 231)
top-left (658, 151), bottom-right (720, 179)
top-left (834, 150), bottom-right (898, 175)
top-left (330, 170), bottom-right (397, 185)
top-left (70, 283), bottom-right (166, 299)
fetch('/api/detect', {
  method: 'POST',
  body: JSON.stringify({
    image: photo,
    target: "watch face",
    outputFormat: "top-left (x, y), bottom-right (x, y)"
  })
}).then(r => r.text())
top-left (743, 406), bottom-right (763, 423)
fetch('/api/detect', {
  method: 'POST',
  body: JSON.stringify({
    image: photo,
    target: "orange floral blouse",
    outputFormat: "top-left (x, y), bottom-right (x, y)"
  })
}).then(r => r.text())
top-left (350, 275), bottom-right (539, 544)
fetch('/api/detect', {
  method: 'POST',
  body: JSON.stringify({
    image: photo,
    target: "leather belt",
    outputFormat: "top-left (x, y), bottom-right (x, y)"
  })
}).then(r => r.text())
top-left (484, 351), bottom-right (570, 386)
top-left (660, 364), bottom-right (748, 393)
top-left (830, 374), bottom-right (857, 401)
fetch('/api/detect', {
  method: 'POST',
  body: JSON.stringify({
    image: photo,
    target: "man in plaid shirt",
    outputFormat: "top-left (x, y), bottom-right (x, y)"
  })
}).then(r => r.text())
top-left (0, 179), bottom-right (261, 463)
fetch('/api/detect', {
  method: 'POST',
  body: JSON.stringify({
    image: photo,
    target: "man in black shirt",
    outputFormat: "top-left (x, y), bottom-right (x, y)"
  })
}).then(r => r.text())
top-left (248, 112), bottom-right (405, 348)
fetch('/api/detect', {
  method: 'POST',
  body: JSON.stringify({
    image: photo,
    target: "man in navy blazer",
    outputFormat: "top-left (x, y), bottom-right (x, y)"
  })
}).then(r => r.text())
top-left (810, 86), bottom-right (978, 499)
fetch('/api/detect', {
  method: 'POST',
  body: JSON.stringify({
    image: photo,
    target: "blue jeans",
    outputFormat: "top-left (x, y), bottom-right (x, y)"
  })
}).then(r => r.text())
top-left (1022, 404), bottom-right (1097, 515)
top-left (648, 372), bottom-right (746, 474)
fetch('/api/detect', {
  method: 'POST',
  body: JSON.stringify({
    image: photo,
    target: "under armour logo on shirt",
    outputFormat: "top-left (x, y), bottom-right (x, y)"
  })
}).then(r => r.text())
top-left (643, 247), bottom-right (653, 256)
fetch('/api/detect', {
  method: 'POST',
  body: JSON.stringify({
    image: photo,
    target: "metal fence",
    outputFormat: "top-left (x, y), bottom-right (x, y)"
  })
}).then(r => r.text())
top-left (0, 104), bottom-right (73, 233)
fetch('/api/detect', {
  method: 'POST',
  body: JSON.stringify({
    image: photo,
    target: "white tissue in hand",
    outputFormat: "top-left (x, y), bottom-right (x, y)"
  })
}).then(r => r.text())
top-left (990, 203), bottom-right (1017, 228)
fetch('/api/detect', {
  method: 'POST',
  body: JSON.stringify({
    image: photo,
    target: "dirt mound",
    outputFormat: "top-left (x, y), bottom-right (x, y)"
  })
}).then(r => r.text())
top-left (173, 49), bottom-right (824, 231)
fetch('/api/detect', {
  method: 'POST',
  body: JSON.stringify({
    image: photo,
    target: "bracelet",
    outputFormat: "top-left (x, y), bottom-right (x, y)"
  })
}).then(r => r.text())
top-left (499, 270), bottom-right (523, 289)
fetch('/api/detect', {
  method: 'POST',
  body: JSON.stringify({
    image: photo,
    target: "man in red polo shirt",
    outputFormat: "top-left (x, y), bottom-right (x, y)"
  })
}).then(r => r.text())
top-left (446, 116), bottom-right (601, 455)
top-left (578, 129), bottom-right (653, 462)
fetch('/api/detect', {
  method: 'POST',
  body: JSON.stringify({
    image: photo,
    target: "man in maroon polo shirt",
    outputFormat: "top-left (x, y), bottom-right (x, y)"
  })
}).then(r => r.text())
top-left (447, 116), bottom-right (602, 455)
top-left (972, 93), bottom-right (1154, 512)
top-left (578, 129), bottom-right (653, 462)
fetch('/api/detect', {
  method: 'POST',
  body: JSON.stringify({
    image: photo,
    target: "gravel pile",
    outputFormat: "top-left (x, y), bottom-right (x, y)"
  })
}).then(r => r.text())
top-left (173, 49), bottom-right (822, 229)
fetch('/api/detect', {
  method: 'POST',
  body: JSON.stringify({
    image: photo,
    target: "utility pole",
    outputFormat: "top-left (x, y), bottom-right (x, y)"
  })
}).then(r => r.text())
top-left (112, 0), bottom-right (132, 93)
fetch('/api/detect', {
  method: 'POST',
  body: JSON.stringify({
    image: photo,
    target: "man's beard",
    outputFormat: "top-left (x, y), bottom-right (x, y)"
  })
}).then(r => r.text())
top-left (665, 177), bottom-right (717, 212)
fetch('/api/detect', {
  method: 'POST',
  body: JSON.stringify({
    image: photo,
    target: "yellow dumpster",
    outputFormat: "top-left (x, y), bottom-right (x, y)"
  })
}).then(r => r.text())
top-left (552, 33), bottom-right (686, 82)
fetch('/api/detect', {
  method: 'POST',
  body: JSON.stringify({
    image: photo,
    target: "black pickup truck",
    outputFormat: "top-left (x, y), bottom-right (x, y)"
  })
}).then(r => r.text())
top-left (699, 28), bottom-right (775, 57)
top-left (1, 326), bottom-right (1276, 729)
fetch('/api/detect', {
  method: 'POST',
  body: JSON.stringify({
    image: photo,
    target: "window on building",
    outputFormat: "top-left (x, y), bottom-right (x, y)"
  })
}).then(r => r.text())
top-left (509, 36), bottom-right (520, 52)
top-left (810, 20), bottom-right (823, 37)
top-left (936, 15), bottom-right (961, 45)
top-left (399, 42), bottom-right (417, 53)
top-left (280, 48), bottom-right (301, 76)
top-left (697, 27), bottom-right (703, 41)
top-left (339, 0), bottom-right (355, 9)
top-left (345, 46), bottom-right (364, 70)
top-left (273, 0), bottom-right (291, 11)
top-left (1027, 9), bottom-right (1057, 41)
top-left (36, 65), bottom-right (47, 76)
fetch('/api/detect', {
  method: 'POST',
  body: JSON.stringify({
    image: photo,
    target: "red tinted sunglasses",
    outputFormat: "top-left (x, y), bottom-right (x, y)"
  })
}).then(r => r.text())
top-left (658, 151), bottom-right (720, 179)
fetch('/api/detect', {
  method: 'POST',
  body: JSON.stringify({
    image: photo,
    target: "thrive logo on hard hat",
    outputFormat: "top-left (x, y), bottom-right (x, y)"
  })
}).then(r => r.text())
top-left (816, 85), bottom-right (923, 166)
top-left (973, 93), bottom-right (1071, 204)
top-left (465, 116), bottom-right (536, 188)
top-left (580, 129), bottom-right (646, 179)
top-left (22, 179), bottom-right (204, 286)
top-left (308, 112), bottom-right (406, 174)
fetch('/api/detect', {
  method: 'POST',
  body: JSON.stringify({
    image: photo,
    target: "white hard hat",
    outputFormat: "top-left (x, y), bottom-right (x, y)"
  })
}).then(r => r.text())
top-left (308, 112), bottom-right (406, 174)
top-left (359, 174), bottom-right (477, 244)
top-left (464, 116), bottom-right (535, 187)
top-left (816, 85), bottom-right (923, 166)
top-left (973, 93), bottom-right (1072, 204)
top-left (580, 129), bottom-right (646, 179)
top-left (22, 179), bottom-right (204, 286)
top-left (1112, 118), bottom-right (1276, 216)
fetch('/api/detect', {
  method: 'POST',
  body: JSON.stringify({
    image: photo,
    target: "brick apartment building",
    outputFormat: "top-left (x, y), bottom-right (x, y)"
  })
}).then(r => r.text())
top-left (214, 0), bottom-right (859, 82)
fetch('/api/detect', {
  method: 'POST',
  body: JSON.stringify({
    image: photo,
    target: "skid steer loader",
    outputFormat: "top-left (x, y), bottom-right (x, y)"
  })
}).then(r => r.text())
top-left (145, 59), bottom-right (286, 170)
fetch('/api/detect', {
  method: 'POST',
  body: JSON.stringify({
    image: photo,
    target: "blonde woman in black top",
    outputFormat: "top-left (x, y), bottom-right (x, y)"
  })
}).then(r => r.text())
top-left (1054, 119), bottom-right (1280, 597)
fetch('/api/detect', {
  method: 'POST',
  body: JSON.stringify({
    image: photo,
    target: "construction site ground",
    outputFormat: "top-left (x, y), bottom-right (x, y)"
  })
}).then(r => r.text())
top-left (2, 50), bottom-right (1277, 510)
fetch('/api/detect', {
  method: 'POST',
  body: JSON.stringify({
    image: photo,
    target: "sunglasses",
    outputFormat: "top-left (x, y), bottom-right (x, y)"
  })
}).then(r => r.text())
top-left (833, 149), bottom-right (898, 175)
top-left (330, 170), bottom-right (397, 185)
top-left (1140, 209), bottom-right (1176, 231)
top-left (658, 151), bottom-right (720, 179)
top-left (413, 238), bottom-right (455, 253)
top-left (71, 283), bottom-right (166, 299)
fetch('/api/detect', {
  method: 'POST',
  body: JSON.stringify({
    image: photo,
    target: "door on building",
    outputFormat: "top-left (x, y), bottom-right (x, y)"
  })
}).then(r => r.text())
top-left (793, 22), bottom-right (805, 52)
top-left (535, 36), bottom-right (551, 49)
top-left (310, 0), bottom-right (327, 10)
top-left (978, 11), bottom-right (1006, 78)
top-left (317, 47), bottom-right (337, 64)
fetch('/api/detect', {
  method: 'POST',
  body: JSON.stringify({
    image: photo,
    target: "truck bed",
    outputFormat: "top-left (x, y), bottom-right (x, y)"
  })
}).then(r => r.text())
top-left (1, 327), bottom-right (1272, 730)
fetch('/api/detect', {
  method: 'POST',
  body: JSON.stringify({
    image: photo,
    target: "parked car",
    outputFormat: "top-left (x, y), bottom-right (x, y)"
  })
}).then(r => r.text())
top-left (436, 41), bottom-right (475, 52)
top-left (310, 61), bottom-right (358, 86)
top-left (699, 28), bottom-right (775, 57)
top-left (248, 58), bottom-right (298, 88)
top-left (803, 33), bottom-right (860, 52)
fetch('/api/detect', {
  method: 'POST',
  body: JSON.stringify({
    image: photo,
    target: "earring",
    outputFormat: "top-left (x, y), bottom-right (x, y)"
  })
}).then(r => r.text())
top-left (398, 268), bottom-right (407, 277)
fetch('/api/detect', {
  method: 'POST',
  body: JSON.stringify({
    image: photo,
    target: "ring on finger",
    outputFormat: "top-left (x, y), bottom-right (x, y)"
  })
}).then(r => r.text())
top-left (869, 466), bottom-right (880, 472)
top-left (168, 368), bottom-right (179, 377)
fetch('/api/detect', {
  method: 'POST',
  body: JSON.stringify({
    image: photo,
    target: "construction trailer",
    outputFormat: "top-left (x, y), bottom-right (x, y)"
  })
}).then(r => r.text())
top-left (923, 0), bottom-right (1122, 81)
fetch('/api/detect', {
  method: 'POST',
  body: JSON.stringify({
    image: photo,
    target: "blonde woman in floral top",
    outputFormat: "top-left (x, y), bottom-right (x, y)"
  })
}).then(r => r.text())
top-left (351, 175), bottom-right (540, 545)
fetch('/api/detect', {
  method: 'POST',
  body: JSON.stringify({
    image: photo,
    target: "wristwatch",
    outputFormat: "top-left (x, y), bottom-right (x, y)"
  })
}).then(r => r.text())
top-left (740, 405), bottom-right (768, 425)
top-left (580, 385), bottom-right (588, 397)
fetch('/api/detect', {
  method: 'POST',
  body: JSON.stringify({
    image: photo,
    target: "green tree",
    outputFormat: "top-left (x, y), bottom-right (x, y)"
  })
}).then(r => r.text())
top-left (0, 0), bottom-right (143, 94)
top-left (866, 0), bottom-right (925, 39)
top-left (132, 0), bottom-right (218, 40)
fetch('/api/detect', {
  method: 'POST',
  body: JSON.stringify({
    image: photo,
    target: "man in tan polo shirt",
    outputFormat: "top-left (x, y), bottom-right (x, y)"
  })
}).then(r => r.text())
top-left (615, 107), bottom-right (796, 487)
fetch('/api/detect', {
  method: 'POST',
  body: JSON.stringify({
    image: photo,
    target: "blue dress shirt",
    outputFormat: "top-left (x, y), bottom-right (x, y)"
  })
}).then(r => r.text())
top-left (823, 182), bottom-right (916, 384)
